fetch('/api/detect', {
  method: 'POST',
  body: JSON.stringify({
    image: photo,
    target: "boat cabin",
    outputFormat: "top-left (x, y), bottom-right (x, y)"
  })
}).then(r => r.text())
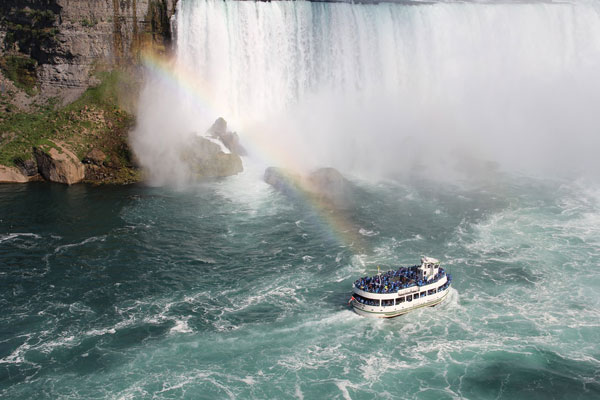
top-left (417, 256), bottom-right (440, 281)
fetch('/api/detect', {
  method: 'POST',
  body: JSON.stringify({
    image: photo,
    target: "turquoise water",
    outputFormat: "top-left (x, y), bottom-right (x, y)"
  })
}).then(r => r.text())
top-left (1, 172), bottom-right (599, 399)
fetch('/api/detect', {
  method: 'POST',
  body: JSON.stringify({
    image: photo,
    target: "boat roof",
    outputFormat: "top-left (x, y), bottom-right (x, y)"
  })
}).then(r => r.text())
top-left (421, 256), bottom-right (439, 264)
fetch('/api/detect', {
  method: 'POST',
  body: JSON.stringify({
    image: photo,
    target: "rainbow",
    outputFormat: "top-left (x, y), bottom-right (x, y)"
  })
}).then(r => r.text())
top-left (140, 50), bottom-right (367, 252)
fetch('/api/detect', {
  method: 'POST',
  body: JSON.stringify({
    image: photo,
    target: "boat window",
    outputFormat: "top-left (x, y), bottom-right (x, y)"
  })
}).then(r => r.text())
top-left (397, 296), bottom-right (405, 304)
top-left (353, 294), bottom-right (379, 307)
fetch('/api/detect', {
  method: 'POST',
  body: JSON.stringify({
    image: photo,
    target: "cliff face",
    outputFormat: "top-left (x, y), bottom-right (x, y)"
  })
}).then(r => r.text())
top-left (0, 0), bottom-right (177, 103)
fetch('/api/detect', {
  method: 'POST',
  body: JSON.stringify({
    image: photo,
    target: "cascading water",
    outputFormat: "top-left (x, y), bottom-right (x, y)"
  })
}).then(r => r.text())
top-left (132, 0), bottom-right (600, 182)
top-left (175, 0), bottom-right (600, 120)
top-left (5, 3), bottom-right (600, 399)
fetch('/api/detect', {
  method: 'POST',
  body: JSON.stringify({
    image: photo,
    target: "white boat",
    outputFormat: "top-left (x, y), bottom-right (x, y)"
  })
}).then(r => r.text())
top-left (350, 256), bottom-right (452, 318)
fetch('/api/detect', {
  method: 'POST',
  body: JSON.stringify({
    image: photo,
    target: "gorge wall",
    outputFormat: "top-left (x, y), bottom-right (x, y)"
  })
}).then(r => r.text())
top-left (0, 0), bottom-right (178, 103)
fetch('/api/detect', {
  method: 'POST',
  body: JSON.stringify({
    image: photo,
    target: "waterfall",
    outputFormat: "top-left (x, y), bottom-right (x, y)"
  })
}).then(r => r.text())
top-left (134, 0), bottom-right (600, 184)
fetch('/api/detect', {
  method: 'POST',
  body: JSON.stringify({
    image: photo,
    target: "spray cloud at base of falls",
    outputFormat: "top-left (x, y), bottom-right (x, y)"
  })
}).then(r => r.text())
top-left (131, 0), bottom-right (600, 185)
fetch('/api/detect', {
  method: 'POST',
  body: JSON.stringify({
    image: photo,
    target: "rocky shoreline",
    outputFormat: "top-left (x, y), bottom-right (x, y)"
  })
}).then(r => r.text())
top-left (0, 1), bottom-right (178, 185)
top-left (0, 143), bottom-right (141, 185)
top-left (0, 115), bottom-right (247, 185)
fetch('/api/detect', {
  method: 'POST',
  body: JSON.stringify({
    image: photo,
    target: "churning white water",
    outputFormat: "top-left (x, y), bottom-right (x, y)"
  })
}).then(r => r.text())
top-left (134, 0), bottom-right (600, 183)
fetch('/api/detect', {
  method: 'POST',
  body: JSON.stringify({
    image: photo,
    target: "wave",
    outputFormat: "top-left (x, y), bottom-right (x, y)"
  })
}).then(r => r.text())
top-left (0, 233), bottom-right (41, 243)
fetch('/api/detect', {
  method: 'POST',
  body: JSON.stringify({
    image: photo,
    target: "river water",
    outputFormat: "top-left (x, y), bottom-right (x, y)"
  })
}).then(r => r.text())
top-left (3, 0), bottom-right (600, 398)
top-left (1, 168), bottom-right (599, 398)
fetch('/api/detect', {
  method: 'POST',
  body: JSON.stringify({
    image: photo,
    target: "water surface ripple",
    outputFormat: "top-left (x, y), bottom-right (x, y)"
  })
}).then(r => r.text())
top-left (1, 177), bottom-right (599, 399)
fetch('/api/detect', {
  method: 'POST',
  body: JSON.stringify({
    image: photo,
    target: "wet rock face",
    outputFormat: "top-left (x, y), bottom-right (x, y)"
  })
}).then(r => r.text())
top-left (0, 165), bottom-right (29, 183)
top-left (183, 136), bottom-right (243, 179)
top-left (14, 158), bottom-right (38, 176)
top-left (207, 117), bottom-right (247, 156)
top-left (264, 167), bottom-right (302, 197)
top-left (177, 117), bottom-right (245, 180)
top-left (306, 167), bottom-right (353, 209)
top-left (0, 0), bottom-right (178, 100)
top-left (264, 166), bottom-right (354, 209)
top-left (33, 141), bottom-right (85, 184)
top-left (83, 148), bottom-right (107, 166)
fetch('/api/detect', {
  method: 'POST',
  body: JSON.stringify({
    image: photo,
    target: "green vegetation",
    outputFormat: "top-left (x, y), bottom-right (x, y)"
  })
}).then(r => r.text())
top-left (3, 9), bottom-right (58, 54)
top-left (81, 17), bottom-right (98, 28)
top-left (0, 71), bottom-right (137, 183)
top-left (0, 55), bottom-right (38, 95)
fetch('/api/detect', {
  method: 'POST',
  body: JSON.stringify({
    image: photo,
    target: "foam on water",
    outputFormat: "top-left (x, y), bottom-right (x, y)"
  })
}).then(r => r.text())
top-left (2, 157), bottom-right (600, 396)
top-left (0, 233), bottom-right (41, 243)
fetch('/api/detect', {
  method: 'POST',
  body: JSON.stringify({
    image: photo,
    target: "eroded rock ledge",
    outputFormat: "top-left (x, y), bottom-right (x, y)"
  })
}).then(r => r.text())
top-left (264, 166), bottom-right (354, 209)
top-left (33, 141), bottom-right (85, 185)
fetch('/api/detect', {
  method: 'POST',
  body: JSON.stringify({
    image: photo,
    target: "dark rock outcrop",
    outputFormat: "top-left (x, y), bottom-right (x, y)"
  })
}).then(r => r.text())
top-left (0, 165), bottom-right (29, 183)
top-left (83, 148), bottom-right (107, 166)
top-left (183, 136), bottom-right (243, 179)
top-left (264, 166), bottom-right (354, 209)
top-left (14, 158), bottom-right (38, 176)
top-left (207, 117), bottom-right (247, 156)
top-left (306, 167), bottom-right (353, 209)
top-left (0, 0), bottom-right (178, 102)
top-left (264, 167), bottom-right (302, 196)
top-left (33, 140), bottom-right (85, 184)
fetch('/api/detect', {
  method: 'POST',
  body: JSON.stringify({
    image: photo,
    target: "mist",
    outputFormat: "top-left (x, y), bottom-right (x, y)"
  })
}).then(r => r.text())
top-left (131, 0), bottom-right (600, 186)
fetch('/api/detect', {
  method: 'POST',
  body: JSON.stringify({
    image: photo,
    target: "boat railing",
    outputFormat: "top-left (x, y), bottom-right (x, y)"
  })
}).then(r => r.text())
top-left (353, 269), bottom-right (447, 294)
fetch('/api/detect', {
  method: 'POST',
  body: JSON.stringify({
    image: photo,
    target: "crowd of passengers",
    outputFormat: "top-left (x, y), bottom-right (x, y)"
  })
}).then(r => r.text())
top-left (353, 266), bottom-right (446, 294)
top-left (354, 281), bottom-right (451, 307)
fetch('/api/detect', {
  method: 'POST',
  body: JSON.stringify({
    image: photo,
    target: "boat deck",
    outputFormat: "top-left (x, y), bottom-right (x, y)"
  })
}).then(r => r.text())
top-left (353, 266), bottom-right (447, 294)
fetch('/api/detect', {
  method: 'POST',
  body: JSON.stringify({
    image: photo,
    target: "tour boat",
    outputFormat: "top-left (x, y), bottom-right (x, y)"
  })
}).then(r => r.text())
top-left (350, 256), bottom-right (452, 318)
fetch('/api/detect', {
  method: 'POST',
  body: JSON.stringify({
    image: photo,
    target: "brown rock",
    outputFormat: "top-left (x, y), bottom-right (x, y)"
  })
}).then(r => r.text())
top-left (207, 117), bottom-right (247, 156)
top-left (34, 141), bottom-right (85, 185)
top-left (0, 166), bottom-right (29, 183)
top-left (14, 158), bottom-right (38, 176)
top-left (0, 0), bottom-right (178, 103)
top-left (208, 117), bottom-right (228, 136)
top-left (263, 167), bottom-right (302, 195)
top-left (264, 167), bottom-right (354, 209)
top-left (83, 148), bottom-right (106, 165)
top-left (182, 136), bottom-right (243, 178)
top-left (306, 167), bottom-right (353, 208)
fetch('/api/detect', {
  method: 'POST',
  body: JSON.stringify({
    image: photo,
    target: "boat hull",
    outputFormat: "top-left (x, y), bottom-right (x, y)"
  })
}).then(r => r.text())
top-left (351, 288), bottom-right (450, 318)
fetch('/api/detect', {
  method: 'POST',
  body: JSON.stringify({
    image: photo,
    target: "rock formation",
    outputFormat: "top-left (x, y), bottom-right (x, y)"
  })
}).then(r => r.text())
top-left (264, 167), bottom-right (354, 209)
top-left (264, 167), bottom-right (302, 195)
top-left (0, 165), bottom-right (29, 183)
top-left (0, 0), bottom-right (178, 102)
top-left (83, 148), bottom-right (107, 166)
top-left (182, 136), bottom-right (243, 179)
top-left (14, 158), bottom-right (38, 177)
top-left (207, 117), bottom-right (247, 156)
top-left (0, 1), bottom-right (178, 186)
top-left (33, 140), bottom-right (85, 184)
top-left (174, 117), bottom-right (246, 180)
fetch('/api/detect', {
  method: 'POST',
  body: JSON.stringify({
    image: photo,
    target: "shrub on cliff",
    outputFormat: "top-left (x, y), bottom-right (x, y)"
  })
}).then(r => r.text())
top-left (0, 71), bottom-right (137, 183)
top-left (0, 55), bottom-right (38, 95)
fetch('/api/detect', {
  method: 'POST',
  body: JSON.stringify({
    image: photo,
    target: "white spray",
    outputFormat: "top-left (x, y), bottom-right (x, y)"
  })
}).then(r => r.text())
top-left (132, 0), bottom-right (600, 184)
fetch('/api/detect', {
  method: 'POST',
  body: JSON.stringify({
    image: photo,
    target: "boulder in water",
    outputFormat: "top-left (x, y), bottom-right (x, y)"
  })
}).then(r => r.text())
top-left (264, 167), bottom-right (302, 196)
top-left (0, 166), bottom-right (29, 183)
top-left (264, 166), bottom-right (353, 209)
top-left (207, 117), bottom-right (247, 156)
top-left (306, 167), bottom-right (353, 209)
top-left (183, 136), bottom-right (243, 178)
top-left (33, 141), bottom-right (85, 185)
top-left (14, 158), bottom-right (38, 177)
